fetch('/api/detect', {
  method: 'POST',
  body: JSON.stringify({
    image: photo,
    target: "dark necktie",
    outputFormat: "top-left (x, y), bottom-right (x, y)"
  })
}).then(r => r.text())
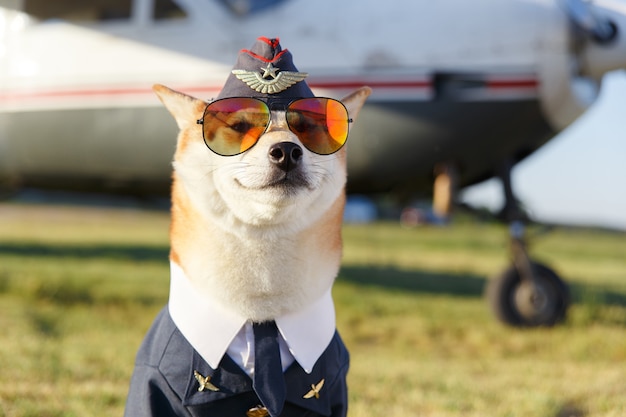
top-left (253, 321), bottom-right (286, 417)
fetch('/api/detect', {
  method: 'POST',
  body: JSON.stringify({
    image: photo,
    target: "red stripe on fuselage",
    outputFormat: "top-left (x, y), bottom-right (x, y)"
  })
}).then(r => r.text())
top-left (0, 86), bottom-right (220, 101)
top-left (0, 76), bottom-right (539, 104)
top-left (308, 80), bottom-right (431, 90)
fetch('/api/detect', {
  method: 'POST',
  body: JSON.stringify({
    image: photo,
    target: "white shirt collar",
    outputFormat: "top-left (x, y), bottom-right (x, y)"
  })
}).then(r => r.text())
top-left (168, 262), bottom-right (336, 374)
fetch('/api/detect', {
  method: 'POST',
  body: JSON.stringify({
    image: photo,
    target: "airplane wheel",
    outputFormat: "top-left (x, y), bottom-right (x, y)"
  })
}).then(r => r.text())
top-left (486, 262), bottom-right (569, 327)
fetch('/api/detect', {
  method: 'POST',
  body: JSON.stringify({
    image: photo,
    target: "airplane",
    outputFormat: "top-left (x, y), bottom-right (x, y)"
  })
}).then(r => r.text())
top-left (1, 0), bottom-right (625, 327)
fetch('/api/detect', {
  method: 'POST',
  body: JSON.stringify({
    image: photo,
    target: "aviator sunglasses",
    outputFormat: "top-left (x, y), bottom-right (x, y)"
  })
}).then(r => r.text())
top-left (197, 97), bottom-right (352, 156)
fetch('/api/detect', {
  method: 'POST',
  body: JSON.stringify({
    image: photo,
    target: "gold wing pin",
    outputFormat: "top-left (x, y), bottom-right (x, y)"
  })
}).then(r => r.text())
top-left (232, 68), bottom-right (308, 94)
top-left (303, 378), bottom-right (325, 399)
top-left (193, 370), bottom-right (219, 392)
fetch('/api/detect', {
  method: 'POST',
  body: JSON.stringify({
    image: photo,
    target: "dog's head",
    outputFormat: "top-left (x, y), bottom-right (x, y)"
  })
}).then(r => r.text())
top-left (154, 85), bottom-right (369, 234)
top-left (155, 38), bottom-right (370, 235)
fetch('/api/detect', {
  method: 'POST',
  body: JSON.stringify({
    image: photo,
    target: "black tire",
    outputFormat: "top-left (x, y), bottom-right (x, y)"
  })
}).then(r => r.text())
top-left (486, 262), bottom-right (569, 327)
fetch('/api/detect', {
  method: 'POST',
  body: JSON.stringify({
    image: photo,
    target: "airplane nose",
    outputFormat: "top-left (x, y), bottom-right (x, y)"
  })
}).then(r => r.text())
top-left (268, 142), bottom-right (303, 172)
top-left (565, 0), bottom-right (626, 79)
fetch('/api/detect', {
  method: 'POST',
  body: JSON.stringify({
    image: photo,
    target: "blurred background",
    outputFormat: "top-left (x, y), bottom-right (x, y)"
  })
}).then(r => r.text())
top-left (1, 0), bottom-right (625, 231)
top-left (1, 2), bottom-right (626, 416)
top-left (462, 70), bottom-right (626, 231)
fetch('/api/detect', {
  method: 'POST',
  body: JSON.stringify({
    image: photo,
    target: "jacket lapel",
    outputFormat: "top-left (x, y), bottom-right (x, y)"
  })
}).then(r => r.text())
top-left (181, 344), bottom-right (336, 416)
top-left (183, 351), bottom-right (252, 406)
top-left (284, 356), bottom-right (332, 416)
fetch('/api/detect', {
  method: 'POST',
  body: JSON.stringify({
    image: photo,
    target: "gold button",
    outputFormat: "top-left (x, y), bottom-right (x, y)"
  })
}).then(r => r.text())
top-left (246, 405), bottom-right (269, 417)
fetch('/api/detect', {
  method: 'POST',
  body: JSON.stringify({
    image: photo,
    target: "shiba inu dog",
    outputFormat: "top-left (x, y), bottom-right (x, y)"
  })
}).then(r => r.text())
top-left (124, 37), bottom-right (370, 417)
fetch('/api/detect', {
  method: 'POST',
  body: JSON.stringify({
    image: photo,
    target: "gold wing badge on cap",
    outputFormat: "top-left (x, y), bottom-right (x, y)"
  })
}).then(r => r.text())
top-left (233, 63), bottom-right (308, 94)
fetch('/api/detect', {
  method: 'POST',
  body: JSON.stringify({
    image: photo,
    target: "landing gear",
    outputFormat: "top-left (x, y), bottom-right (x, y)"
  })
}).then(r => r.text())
top-left (426, 160), bottom-right (570, 326)
top-left (486, 162), bottom-right (570, 327)
top-left (486, 222), bottom-right (569, 326)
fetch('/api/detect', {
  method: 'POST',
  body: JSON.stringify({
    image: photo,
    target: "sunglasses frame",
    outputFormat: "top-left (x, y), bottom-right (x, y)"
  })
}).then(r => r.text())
top-left (196, 96), bottom-right (353, 156)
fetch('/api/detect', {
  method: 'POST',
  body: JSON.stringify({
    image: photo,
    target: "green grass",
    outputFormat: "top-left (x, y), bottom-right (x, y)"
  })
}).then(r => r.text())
top-left (0, 202), bottom-right (625, 417)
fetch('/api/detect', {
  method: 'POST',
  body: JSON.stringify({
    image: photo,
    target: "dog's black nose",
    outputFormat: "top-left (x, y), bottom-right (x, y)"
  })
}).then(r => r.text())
top-left (268, 142), bottom-right (303, 172)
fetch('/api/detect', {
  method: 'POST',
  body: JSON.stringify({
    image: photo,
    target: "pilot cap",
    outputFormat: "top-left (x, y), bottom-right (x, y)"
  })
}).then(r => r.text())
top-left (217, 37), bottom-right (314, 99)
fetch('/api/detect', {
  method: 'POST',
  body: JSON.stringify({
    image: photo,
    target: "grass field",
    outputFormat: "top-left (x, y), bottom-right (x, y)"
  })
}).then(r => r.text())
top-left (0, 201), bottom-right (625, 417)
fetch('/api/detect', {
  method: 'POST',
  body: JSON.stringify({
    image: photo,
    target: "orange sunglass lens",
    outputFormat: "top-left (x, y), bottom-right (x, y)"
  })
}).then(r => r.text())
top-left (201, 98), bottom-right (269, 156)
top-left (287, 98), bottom-right (349, 155)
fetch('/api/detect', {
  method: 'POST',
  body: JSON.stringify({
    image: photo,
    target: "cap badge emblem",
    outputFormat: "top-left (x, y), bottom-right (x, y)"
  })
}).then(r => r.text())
top-left (232, 63), bottom-right (308, 94)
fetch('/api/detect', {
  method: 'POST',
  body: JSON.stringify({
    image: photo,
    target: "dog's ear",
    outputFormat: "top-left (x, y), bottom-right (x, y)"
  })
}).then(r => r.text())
top-left (153, 84), bottom-right (206, 130)
top-left (341, 87), bottom-right (371, 126)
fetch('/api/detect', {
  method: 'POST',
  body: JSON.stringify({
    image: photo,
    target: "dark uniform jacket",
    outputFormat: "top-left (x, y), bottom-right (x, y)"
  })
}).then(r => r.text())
top-left (124, 308), bottom-right (349, 417)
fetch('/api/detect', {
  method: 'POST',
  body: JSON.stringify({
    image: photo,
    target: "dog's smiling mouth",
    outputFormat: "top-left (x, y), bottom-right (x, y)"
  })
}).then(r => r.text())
top-left (236, 171), bottom-right (313, 193)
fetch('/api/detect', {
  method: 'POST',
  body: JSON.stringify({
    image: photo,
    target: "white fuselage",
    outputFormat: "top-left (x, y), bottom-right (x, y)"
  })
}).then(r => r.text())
top-left (1, 0), bottom-right (625, 194)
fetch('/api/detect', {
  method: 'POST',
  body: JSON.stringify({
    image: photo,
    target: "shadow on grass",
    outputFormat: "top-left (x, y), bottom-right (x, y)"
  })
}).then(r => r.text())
top-left (0, 242), bottom-right (170, 307)
top-left (0, 242), bottom-right (169, 263)
top-left (569, 282), bottom-right (626, 307)
top-left (339, 265), bottom-right (626, 308)
top-left (339, 265), bottom-right (486, 298)
top-left (3, 243), bottom-right (624, 309)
